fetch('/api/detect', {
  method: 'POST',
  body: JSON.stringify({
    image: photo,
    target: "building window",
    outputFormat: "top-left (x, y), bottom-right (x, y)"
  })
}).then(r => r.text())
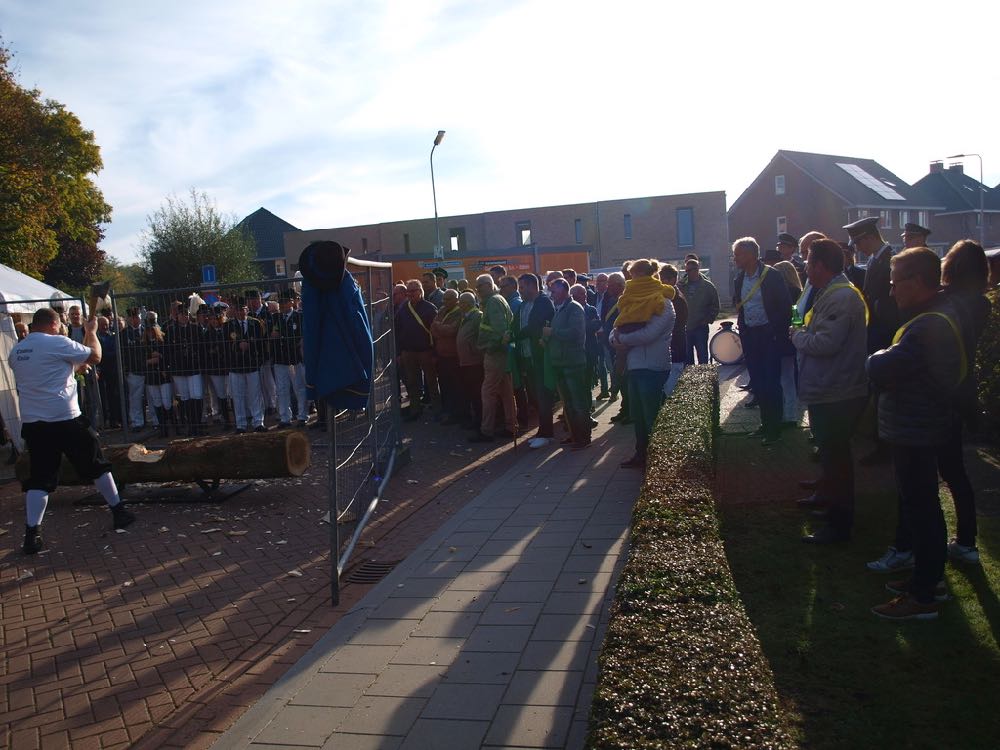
top-left (918, 210), bottom-right (930, 228)
top-left (516, 221), bottom-right (532, 247)
top-left (361, 237), bottom-right (368, 252)
top-left (776, 216), bottom-right (787, 235)
top-left (775, 175), bottom-right (786, 195)
top-left (879, 210), bottom-right (892, 229)
top-left (449, 227), bottom-right (466, 252)
top-left (858, 208), bottom-right (870, 218)
top-left (676, 208), bottom-right (694, 248)
top-left (403, 233), bottom-right (411, 254)
top-left (624, 214), bottom-right (633, 240)
top-left (274, 259), bottom-right (286, 277)
top-left (899, 210), bottom-right (909, 228)
top-left (574, 218), bottom-right (582, 244)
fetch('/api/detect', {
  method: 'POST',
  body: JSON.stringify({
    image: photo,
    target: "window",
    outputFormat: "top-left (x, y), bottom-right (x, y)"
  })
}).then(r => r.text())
top-left (361, 237), bottom-right (368, 252)
top-left (899, 210), bottom-right (909, 228)
top-left (516, 221), bottom-right (532, 247)
top-left (676, 208), bottom-right (694, 248)
top-left (449, 227), bottom-right (466, 252)
top-left (775, 175), bottom-right (786, 195)
top-left (879, 210), bottom-right (892, 229)
top-left (776, 216), bottom-right (787, 235)
top-left (274, 259), bottom-right (286, 277)
top-left (918, 211), bottom-right (930, 228)
top-left (403, 233), bottom-right (411, 254)
top-left (574, 218), bottom-right (582, 244)
top-left (858, 208), bottom-right (870, 218)
top-left (624, 214), bottom-right (632, 240)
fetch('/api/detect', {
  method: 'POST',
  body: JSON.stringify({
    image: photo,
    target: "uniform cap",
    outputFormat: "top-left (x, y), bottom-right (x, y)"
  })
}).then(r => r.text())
top-left (777, 232), bottom-right (798, 247)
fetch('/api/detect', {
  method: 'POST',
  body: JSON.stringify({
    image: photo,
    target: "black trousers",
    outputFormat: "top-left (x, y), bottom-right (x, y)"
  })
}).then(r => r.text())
top-left (891, 444), bottom-right (947, 604)
top-left (522, 358), bottom-right (554, 438)
top-left (740, 325), bottom-right (782, 437)
top-left (808, 396), bottom-right (866, 534)
top-left (21, 416), bottom-right (112, 493)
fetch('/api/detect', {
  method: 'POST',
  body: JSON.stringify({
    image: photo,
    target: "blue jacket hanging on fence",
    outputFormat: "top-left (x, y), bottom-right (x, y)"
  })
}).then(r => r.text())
top-left (299, 241), bottom-right (374, 410)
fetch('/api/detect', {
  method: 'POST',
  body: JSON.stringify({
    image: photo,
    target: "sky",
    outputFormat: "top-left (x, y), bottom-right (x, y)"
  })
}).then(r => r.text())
top-left (2, 0), bottom-right (997, 264)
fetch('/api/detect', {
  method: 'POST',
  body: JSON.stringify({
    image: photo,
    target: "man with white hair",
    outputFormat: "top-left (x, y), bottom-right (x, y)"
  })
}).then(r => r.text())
top-left (470, 274), bottom-right (516, 442)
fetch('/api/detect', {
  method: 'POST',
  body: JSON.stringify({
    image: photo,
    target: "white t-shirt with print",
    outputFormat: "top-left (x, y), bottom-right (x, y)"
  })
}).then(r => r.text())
top-left (8, 332), bottom-right (92, 423)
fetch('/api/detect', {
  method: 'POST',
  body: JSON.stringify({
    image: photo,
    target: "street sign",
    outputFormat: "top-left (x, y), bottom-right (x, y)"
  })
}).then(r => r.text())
top-left (201, 264), bottom-right (217, 285)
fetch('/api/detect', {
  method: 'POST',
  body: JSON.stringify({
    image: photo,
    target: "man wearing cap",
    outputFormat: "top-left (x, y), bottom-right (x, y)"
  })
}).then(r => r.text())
top-left (245, 289), bottom-right (277, 416)
top-left (225, 298), bottom-right (267, 433)
top-left (901, 222), bottom-right (931, 250)
top-left (122, 308), bottom-right (147, 430)
top-left (777, 232), bottom-right (805, 280)
top-left (270, 291), bottom-right (306, 427)
top-left (845, 216), bottom-right (898, 354)
top-left (422, 272), bottom-right (444, 309)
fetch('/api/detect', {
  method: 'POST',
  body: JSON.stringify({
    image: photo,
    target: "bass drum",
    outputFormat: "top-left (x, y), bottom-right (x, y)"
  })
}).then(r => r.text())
top-left (710, 322), bottom-right (744, 365)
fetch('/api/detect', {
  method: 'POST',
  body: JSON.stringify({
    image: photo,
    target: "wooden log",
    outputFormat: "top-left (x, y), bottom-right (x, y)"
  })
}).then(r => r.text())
top-left (15, 429), bottom-right (311, 486)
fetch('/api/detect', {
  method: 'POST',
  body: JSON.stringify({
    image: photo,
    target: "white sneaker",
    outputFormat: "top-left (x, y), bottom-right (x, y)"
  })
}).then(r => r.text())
top-left (528, 437), bottom-right (551, 449)
top-left (947, 540), bottom-right (981, 564)
top-left (866, 546), bottom-right (915, 572)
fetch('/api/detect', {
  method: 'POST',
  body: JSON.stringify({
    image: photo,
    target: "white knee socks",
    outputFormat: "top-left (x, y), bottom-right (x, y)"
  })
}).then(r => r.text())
top-left (26, 490), bottom-right (49, 527)
top-left (94, 472), bottom-right (122, 507)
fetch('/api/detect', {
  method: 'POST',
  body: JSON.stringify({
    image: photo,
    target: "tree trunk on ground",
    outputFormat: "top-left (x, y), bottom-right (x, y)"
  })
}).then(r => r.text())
top-left (15, 429), bottom-right (311, 485)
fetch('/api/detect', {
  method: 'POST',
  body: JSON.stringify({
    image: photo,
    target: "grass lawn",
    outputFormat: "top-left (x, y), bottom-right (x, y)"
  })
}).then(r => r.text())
top-left (717, 430), bottom-right (1000, 749)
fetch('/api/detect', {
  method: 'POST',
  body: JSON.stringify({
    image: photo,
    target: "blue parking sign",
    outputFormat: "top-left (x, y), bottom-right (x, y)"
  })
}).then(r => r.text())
top-left (202, 264), bottom-right (217, 285)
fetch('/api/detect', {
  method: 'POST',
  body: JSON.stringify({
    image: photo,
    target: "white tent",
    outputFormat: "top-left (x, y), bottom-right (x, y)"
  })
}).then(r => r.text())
top-left (0, 263), bottom-right (78, 452)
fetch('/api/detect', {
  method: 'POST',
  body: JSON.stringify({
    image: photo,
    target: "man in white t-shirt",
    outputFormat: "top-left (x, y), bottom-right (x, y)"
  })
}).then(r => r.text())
top-left (8, 307), bottom-right (134, 555)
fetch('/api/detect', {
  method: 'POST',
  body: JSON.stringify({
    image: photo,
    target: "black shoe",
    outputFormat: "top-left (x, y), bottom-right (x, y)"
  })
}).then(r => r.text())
top-left (278, 422), bottom-right (292, 429)
top-left (738, 382), bottom-right (753, 391)
top-left (802, 527), bottom-right (850, 544)
top-left (254, 425), bottom-right (267, 433)
top-left (799, 479), bottom-right (819, 490)
top-left (111, 504), bottom-right (136, 530)
top-left (589, 418), bottom-right (599, 428)
top-left (23, 525), bottom-right (43, 555)
top-left (468, 432), bottom-right (494, 443)
top-left (609, 412), bottom-right (626, 423)
top-left (236, 428), bottom-right (247, 435)
top-left (796, 494), bottom-right (827, 508)
top-left (596, 391), bottom-right (610, 400)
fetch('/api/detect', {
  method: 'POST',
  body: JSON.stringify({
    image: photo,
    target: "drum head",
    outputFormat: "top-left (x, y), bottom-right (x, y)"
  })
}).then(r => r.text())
top-left (710, 329), bottom-right (744, 365)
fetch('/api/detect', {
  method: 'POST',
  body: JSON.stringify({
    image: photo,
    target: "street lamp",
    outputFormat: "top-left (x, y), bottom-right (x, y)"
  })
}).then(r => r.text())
top-left (946, 152), bottom-right (985, 247)
top-left (430, 130), bottom-right (446, 259)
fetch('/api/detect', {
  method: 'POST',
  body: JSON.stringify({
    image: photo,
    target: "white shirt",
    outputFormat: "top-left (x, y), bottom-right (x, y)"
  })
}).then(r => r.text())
top-left (8, 332), bottom-right (92, 423)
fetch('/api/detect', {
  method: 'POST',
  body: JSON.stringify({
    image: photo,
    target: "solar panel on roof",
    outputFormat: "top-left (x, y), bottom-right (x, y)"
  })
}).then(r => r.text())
top-left (836, 163), bottom-right (907, 201)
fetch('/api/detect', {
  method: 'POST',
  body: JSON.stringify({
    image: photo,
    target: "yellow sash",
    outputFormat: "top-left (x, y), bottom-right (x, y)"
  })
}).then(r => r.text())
top-left (735, 265), bottom-right (770, 310)
top-left (891, 311), bottom-right (967, 385)
top-left (408, 302), bottom-right (433, 345)
top-left (803, 282), bottom-right (869, 328)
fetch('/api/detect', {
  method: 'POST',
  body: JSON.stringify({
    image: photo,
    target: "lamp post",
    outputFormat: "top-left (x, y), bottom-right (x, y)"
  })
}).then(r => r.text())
top-left (947, 152), bottom-right (985, 247)
top-left (430, 130), bottom-right (446, 259)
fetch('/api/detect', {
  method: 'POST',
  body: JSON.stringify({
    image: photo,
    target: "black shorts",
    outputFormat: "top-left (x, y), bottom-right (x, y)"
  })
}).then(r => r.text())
top-left (21, 416), bottom-right (113, 493)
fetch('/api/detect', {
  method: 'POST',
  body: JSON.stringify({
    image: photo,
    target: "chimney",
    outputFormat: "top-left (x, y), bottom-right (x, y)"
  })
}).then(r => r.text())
top-left (948, 162), bottom-right (964, 175)
top-left (929, 160), bottom-right (944, 173)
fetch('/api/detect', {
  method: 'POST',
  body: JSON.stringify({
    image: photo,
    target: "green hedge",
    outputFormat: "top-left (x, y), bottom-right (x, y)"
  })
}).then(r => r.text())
top-left (976, 287), bottom-right (1000, 434)
top-left (587, 365), bottom-right (793, 749)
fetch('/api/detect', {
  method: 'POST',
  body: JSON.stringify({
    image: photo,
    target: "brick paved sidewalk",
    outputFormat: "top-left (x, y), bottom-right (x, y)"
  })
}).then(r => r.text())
top-left (212, 413), bottom-right (641, 749)
top-left (0, 412), bottom-right (548, 750)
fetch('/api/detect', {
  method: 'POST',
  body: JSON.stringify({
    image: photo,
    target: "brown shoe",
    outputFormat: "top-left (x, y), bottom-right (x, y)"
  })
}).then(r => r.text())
top-left (871, 594), bottom-right (940, 621)
top-left (886, 578), bottom-right (949, 602)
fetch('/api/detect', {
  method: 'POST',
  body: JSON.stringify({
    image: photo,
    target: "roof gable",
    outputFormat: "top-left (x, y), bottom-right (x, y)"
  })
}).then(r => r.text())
top-left (237, 208), bottom-right (300, 260)
top-left (912, 169), bottom-right (1000, 213)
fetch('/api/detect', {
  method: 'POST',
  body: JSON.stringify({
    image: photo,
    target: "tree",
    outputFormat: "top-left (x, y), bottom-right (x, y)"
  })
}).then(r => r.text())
top-left (139, 189), bottom-right (259, 290)
top-left (43, 223), bottom-right (107, 294)
top-left (0, 38), bottom-right (111, 278)
top-left (101, 255), bottom-right (150, 294)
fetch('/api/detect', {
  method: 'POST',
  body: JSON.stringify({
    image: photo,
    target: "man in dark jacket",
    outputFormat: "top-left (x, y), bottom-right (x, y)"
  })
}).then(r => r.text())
top-left (396, 279), bottom-right (438, 420)
top-left (867, 248), bottom-right (964, 621)
top-left (510, 273), bottom-right (555, 448)
top-left (225, 298), bottom-right (267, 433)
top-left (732, 237), bottom-right (792, 445)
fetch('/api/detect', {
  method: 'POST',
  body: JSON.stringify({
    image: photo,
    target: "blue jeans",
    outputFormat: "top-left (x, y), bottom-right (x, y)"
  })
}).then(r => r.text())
top-left (628, 368), bottom-right (669, 454)
top-left (686, 324), bottom-right (709, 365)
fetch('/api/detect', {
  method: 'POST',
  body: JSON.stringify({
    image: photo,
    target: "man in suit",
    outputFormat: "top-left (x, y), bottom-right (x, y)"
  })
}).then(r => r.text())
top-left (732, 237), bottom-right (792, 445)
top-left (225, 297), bottom-right (267, 433)
top-left (543, 278), bottom-right (591, 450)
top-left (507, 273), bottom-right (555, 448)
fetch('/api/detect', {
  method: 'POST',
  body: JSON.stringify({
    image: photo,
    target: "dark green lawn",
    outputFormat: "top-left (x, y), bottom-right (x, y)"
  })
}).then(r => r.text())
top-left (717, 432), bottom-right (1000, 750)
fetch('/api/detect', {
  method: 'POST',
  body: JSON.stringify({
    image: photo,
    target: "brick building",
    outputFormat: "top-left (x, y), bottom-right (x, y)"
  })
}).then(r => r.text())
top-left (911, 161), bottom-right (1000, 250)
top-left (280, 191), bottom-right (730, 283)
top-left (236, 207), bottom-right (300, 279)
top-left (728, 149), bottom-right (943, 251)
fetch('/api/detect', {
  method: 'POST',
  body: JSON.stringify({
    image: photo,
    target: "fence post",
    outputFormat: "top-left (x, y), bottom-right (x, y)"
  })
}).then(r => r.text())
top-left (328, 400), bottom-right (340, 606)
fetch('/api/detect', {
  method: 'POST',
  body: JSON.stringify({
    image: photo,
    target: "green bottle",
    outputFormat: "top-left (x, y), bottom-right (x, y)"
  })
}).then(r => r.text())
top-left (791, 305), bottom-right (803, 327)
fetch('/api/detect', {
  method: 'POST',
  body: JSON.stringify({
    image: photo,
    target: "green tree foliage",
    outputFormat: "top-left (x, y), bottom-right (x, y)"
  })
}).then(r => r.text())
top-left (139, 189), bottom-right (258, 290)
top-left (43, 223), bottom-right (107, 294)
top-left (0, 39), bottom-right (111, 278)
top-left (101, 255), bottom-right (150, 294)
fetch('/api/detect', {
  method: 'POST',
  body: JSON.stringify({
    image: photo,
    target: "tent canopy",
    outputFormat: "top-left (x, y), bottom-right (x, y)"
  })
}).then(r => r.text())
top-left (0, 263), bottom-right (74, 314)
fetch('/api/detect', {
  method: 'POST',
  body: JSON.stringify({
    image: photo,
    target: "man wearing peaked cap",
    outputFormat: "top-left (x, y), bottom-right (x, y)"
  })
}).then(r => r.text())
top-left (777, 232), bottom-right (804, 277)
top-left (901, 222), bottom-right (931, 250)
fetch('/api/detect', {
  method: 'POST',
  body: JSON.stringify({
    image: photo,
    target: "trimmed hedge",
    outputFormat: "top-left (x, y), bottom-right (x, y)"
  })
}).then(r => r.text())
top-left (587, 365), bottom-right (794, 749)
top-left (976, 287), bottom-right (1000, 435)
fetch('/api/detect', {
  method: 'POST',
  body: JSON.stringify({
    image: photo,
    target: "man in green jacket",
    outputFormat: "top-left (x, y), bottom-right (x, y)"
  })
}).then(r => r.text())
top-left (680, 257), bottom-right (720, 365)
top-left (471, 274), bottom-right (516, 443)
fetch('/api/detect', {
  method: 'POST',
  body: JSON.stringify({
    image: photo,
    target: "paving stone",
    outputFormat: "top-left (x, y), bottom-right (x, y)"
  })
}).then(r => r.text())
top-left (579, 523), bottom-right (629, 540)
top-left (442, 652), bottom-right (520, 685)
top-left (477, 538), bottom-right (534, 556)
top-left (390, 637), bottom-right (464, 667)
top-left (492, 580), bottom-right (554, 603)
top-left (441, 531), bottom-right (494, 547)
top-left (479, 602), bottom-right (543, 626)
top-left (290, 672), bottom-right (376, 707)
top-left (369, 597), bottom-right (436, 620)
top-left (428, 590), bottom-right (493, 613)
top-left (253, 705), bottom-right (349, 746)
top-left (566, 719), bottom-right (590, 749)
top-left (426, 545), bottom-right (480, 562)
top-left (346, 619), bottom-right (419, 646)
top-left (319, 645), bottom-right (399, 675)
top-left (448, 570), bottom-right (507, 592)
top-left (464, 554), bottom-right (521, 573)
top-left (463, 625), bottom-right (534, 653)
top-left (506, 560), bottom-right (565, 582)
top-left (546, 507), bottom-right (595, 521)
top-left (365, 664), bottom-right (445, 699)
top-left (412, 611), bottom-right (481, 638)
top-left (409, 560), bottom-right (469, 579)
top-left (456, 517), bottom-right (505, 533)
top-left (389, 577), bottom-right (451, 598)
top-left (503, 670), bottom-right (584, 706)
top-left (339, 695), bottom-right (426, 736)
top-left (539, 519), bottom-right (588, 534)
top-left (527, 531), bottom-right (582, 548)
top-left (320, 733), bottom-right (402, 750)
top-left (421, 683), bottom-right (506, 721)
top-left (541, 591), bottom-right (607, 615)
top-left (488, 526), bottom-right (540, 542)
top-left (468, 506), bottom-right (516, 520)
top-left (518, 640), bottom-right (591, 671)
top-left (398, 719), bottom-right (489, 750)
top-left (483, 704), bottom-right (574, 748)
top-left (532, 614), bottom-right (599, 642)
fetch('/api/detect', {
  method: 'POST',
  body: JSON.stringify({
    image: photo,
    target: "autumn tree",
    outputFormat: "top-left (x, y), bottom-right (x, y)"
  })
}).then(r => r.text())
top-left (138, 189), bottom-right (258, 290)
top-left (43, 224), bottom-right (107, 293)
top-left (0, 38), bottom-right (111, 278)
